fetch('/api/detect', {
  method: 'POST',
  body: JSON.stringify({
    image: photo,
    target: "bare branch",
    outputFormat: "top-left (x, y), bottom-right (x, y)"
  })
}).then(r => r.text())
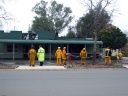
top-left (0, 0), bottom-right (14, 27)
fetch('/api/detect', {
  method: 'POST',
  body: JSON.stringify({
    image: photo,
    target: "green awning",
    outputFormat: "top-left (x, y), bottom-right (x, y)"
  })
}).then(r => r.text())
top-left (0, 39), bottom-right (103, 44)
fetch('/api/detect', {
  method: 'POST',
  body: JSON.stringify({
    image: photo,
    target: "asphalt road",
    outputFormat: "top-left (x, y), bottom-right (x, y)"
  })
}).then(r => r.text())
top-left (0, 69), bottom-right (128, 96)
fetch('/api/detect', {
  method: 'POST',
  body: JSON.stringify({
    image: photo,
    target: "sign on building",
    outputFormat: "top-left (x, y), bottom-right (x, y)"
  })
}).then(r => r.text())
top-left (22, 33), bottom-right (38, 40)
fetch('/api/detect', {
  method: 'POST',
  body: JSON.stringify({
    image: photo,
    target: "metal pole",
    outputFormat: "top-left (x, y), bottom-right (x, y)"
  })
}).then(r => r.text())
top-left (84, 44), bottom-right (86, 48)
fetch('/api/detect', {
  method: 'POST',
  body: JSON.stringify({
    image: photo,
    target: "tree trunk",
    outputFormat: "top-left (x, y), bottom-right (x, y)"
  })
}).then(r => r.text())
top-left (92, 31), bottom-right (97, 65)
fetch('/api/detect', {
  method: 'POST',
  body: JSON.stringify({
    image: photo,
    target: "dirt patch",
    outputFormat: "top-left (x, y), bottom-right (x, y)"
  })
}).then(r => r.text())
top-left (65, 64), bottom-right (124, 69)
top-left (64, 60), bottom-right (125, 69)
top-left (0, 64), bottom-right (19, 69)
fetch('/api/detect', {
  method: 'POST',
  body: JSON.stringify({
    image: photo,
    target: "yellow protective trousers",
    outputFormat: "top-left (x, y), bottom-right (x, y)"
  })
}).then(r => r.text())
top-left (29, 56), bottom-right (35, 66)
top-left (56, 58), bottom-right (61, 66)
top-left (62, 59), bottom-right (66, 65)
top-left (81, 57), bottom-right (86, 65)
top-left (104, 57), bottom-right (112, 65)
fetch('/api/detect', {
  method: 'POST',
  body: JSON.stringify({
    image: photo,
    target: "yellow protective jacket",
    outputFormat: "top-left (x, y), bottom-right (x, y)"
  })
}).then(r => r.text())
top-left (118, 52), bottom-right (123, 58)
top-left (62, 49), bottom-right (67, 59)
top-left (28, 49), bottom-right (36, 59)
top-left (37, 47), bottom-right (45, 62)
top-left (80, 50), bottom-right (87, 58)
top-left (55, 49), bottom-right (62, 58)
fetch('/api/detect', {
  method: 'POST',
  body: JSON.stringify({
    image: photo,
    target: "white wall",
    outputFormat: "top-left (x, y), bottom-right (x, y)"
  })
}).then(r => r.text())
top-left (102, 48), bottom-right (119, 57)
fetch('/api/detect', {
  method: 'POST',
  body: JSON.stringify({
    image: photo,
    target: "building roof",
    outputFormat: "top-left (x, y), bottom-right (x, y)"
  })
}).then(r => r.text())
top-left (0, 31), bottom-right (22, 39)
top-left (0, 31), bottom-right (103, 44)
top-left (0, 31), bottom-right (55, 40)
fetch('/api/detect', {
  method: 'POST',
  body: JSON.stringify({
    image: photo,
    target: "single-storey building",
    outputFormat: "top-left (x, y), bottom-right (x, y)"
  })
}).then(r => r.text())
top-left (0, 30), bottom-right (103, 60)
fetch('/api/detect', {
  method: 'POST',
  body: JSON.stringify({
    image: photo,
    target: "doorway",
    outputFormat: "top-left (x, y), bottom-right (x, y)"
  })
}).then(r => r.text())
top-left (23, 45), bottom-right (31, 59)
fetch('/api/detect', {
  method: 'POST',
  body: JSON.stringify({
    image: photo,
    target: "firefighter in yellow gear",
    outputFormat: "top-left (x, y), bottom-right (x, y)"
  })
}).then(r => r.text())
top-left (62, 47), bottom-right (67, 65)
top-left (28, 46), bottom-right (37, 67)
top-left (80, 48), bottom-right (88, 65)
top-left (104, 47), bottom-right (112, 65)
top-left (55, 47), bottom-right (62, 66)
top-left (118, 51), bottom-right (123, 60)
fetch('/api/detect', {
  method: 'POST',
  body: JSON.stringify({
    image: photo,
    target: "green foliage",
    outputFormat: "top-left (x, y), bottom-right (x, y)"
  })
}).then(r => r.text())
top-left (66, 32), bottom-right (76, 37)
top-left (66, 26), bottom-right (76, 37)
top-left (99, 25), bottom-right (127, 49)
top-left (75, 4), bottom-right (110, 38)
top-left (123, 53), bottom-right (128, 57)
top-left (31, 0), bottom-right (74, 34)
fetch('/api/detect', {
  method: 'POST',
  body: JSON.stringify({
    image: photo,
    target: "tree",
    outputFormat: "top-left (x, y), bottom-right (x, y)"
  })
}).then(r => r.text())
top-left (76, 9), bottom-right (110, 38)
top-left (78, 0), bottom-right (118, 65)
top-left (32, 0), bottom-right (74, 35)
top-left (66, 26), bottom-right (76, 37)
top-left (99, 25), bottom-right (127, 50)
top-left (0, 0), bottom-right (13, 27)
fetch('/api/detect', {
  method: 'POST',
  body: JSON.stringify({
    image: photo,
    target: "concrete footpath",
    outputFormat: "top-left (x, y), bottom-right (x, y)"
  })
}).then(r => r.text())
top-left (122, 64), bottom-right (128, 68)
top-left (16, 65), bottom-right (67, 70)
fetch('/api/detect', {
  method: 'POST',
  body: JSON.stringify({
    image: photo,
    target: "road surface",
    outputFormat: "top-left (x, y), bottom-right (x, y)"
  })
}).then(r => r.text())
top-left (0, 69), bottom-right (128, 96)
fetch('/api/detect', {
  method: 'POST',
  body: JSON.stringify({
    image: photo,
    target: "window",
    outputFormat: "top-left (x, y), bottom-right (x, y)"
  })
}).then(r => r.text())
top-left (7, 44), bottom-right (18, 52)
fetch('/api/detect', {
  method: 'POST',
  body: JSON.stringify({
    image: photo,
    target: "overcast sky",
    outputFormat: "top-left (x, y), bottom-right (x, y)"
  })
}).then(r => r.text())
top-left (1, 0), bottom-right (128, 36)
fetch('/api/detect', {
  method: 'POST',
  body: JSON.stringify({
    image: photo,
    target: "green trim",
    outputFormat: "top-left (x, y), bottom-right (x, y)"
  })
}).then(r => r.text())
top-left (0, 39), bottom-right (103, 44)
